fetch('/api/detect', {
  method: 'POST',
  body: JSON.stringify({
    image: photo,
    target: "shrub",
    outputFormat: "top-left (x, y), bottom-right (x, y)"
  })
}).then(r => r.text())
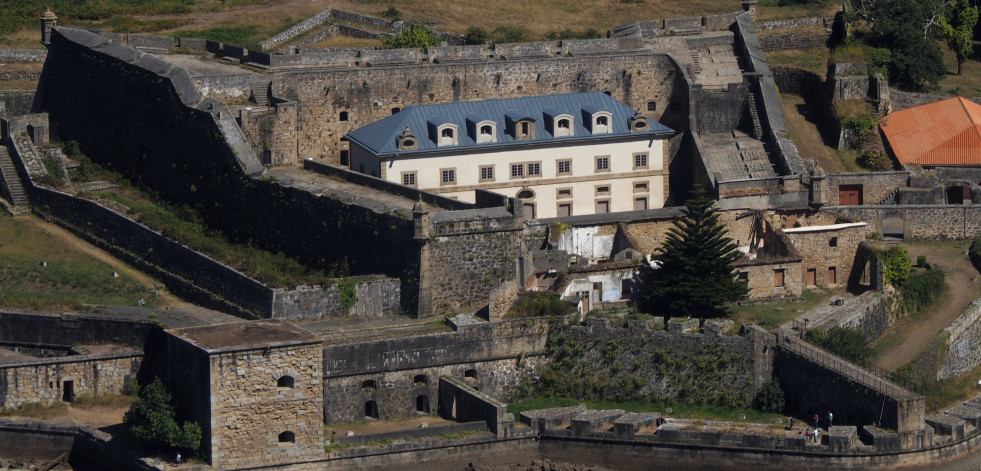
top-left (878, 247), bottom-right (911, 285)
top-left (123, 377), bottom-right (201, 455)
top-left (916, 255), bottom-right (927, 267)
top-left (807, 327), bottom-right (874, 364)
top-left (382, 6), bottom-right (401, 21)
top-left (382, 23), bottom-right (441, 51)
top-left (507, 292), bottom-right (575, 318)
top-left (753, 379), bottom-right (785, 413)
top-left (492, 25), bottom-right (529, 43)
top-left (463, 26), bottom-right (488, 45)
top-left (900, 269), bottom-right (945, 317)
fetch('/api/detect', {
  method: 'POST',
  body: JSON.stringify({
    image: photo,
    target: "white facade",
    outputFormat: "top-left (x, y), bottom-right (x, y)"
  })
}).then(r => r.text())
top-left (351, 137), bottom-right (666, 219)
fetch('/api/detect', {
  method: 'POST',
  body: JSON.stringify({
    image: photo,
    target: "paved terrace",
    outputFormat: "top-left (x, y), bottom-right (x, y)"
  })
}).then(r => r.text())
top-left (702, 130), bottom-right (778, 182)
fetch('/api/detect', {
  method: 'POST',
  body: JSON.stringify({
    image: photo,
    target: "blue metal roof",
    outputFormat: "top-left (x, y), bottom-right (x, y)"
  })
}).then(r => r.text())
top-left (345, 92), bottom-right (674, 156)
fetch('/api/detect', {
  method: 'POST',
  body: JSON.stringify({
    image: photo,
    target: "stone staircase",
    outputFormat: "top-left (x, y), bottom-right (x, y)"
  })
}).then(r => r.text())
top-left (0, 146), bottom-right (29, 214)
top-left (250, 77), bottom-right (273, 106)
top-left (746, 91), bottom-right (763, 140)
top-left (875, 188), bottom-right (899, 205)
top-left (689, 50), bottom-right (702, 77)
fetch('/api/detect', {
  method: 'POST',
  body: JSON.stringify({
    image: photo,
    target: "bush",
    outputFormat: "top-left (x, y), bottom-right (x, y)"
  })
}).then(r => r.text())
top-left (382, 23), bottom-right (441, 51)
top-left (806, 327), bottom-right (874, 364)
top-left (900, 269), bottom-right (945, 317)
top-left (507, 292), bottom-right (575, 318)
top-left (123, 377), bottom-right (201, 455)
top-left (753, 379), bottom-right (785, 413)
top-left (492, 25), bottom-right (529, 43)
top-left (916, 255), bottom-right (927, 267)
top-left (878, 247), bottom-right (911, 285)
top-left (382, 6), bottom-right (401, 21)
top-left (463, 26), bottom-right (488, 45)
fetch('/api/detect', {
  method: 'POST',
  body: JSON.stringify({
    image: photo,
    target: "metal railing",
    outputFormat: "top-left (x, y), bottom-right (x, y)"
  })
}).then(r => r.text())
top-left (775, 330), bottom-right (919, 400)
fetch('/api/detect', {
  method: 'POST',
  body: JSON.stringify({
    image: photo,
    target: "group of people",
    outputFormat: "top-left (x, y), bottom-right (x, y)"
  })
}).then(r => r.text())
top-left (787, 410), bottom-right (834, 445)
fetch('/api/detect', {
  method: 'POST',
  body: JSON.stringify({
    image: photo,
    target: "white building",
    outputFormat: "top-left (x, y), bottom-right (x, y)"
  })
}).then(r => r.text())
top-left (345, 92), bottom-right (674, 219)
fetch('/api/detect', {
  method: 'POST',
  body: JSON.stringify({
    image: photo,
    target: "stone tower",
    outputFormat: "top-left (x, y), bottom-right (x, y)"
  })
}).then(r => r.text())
top-left (40, 8), bottom-right (57, 46)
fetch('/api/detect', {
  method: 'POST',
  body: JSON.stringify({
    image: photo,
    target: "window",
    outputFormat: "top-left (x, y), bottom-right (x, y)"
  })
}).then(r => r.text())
top-left (774, 269), bottom-right (785, 288)
top-left (556, 188), bottom-right (572, 199)
top-left (440, 168), bottom-right (456, 185)
top-left (634, 197), bottom-right (648, 210)
top-left (402, 172), bottom-right (417, 187)
top-left (278, 431), bottom-right (296, 444)
top-left (339, 111), bottom-right (349, 121)
top-left (440, 128), bottom-right (455, 145)
top-left (362, 379), bottom-right (377, 391)
top-left (829, 237), bottom-right (838, 248)
top-left (557, 160), bottom-right (571, 175)
top-left (475, 121), bottom-right (496, 144)
top-left (465, 369), bottom-right (478, 379)
top-left (511, 164), bottom-right (524, 178)
top-left (737, 272), bottom-right (748, 283)
top-left (414, 374), bottom-right (428, 386)
top-left (558, 119), bottom-right (570, 129)
top-left (595, 156), bottom-right (610, 173)
top-left (277, 376), bottom-right (295, 388)
top-left (647, 101), bottom-right (657, 111)
top-left (558, 203), bottom-right (571, 217)
top-left (518, 120), bottom-right (534, 139)
top-left (480, 125), bottom-right (493, 136)
top-left (527, 162), bottom-right (541, 177)
top-left (633, 152), bottom-right (649, 169)
top-left (595, 200), bottom-right (610, 214)
top-left (595, 186), bottom-right (610, 195)
top-left (479, 165), bottom-right (494, 182)
top-left (634, 182), bottom-right (648, 193)
top-left (391, 107), bottom-right (401, 114)
top-left (596, 116), bottom-right (608, 127)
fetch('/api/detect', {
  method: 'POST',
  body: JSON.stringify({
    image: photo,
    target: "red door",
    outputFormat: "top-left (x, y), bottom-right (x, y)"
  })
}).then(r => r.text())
top-left (839, 185), bottom-right (863, 205)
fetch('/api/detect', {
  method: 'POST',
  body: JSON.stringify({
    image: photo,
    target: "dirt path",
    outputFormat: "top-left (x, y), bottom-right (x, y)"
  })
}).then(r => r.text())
top-left (875, 242), bottom-right (981, 371)
top-left (17, 214), bottom-right (236, 325)
top-left (779, 94), bottom-right (842, 172)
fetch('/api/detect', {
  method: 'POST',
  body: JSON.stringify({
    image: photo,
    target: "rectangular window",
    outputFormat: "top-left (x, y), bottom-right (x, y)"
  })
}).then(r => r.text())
top-left (829, 237), bottom-right (838, 248)
top-left (737, 272), bottom-right (748, 283)
top-left (774, 269), bottom-right (785, 288)
top-left (595, 156), bottom-right (610, 172)
top-left (633, 152), bottom-right (649, 169)
top-left (556, 160), bottom-right (571, 175)
top-left (558, 203), bottom-right (571, 217)
top-left (647, 101), bottom-right (657, 112)
top-left (479, 165), bottom-right (494, 182)
top-left (440, 168), bottom-right (456, 185)
top-left (402, 172), bottom-right (417, 187)
top-left (634, 182), bottom-right (649, 193)
top-left (556, 188), bottom-right (572, 199)
top-left (527, 162), bottom-right (541, 176)
top-left (634, 197), bottom-right (648, 210)
top-left (595, 200), bottom-right (610, 214)
top-left (595, 186), bottom-right (610, 195)
top-left (510, 164), bottom-right (524, 178)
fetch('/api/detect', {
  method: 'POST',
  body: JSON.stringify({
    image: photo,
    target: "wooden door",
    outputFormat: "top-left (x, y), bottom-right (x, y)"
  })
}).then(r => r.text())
top-left (839, 184), bottom-right (863, 205)
top-left (805, 268), bottom-right (816, 287)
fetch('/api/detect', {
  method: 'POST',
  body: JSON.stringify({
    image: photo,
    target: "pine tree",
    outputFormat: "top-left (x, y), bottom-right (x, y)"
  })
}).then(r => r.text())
top-left (646, 187), bottom-right (748, 319)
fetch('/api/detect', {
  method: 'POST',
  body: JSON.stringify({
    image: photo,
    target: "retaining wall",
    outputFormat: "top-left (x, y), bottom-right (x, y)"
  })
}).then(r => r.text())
top-left (828, 205), bottom-right (981, 239)
top-left (1, 351), bottom-right (141, 409)
top-left (938, 300), bottom-right (981, 380)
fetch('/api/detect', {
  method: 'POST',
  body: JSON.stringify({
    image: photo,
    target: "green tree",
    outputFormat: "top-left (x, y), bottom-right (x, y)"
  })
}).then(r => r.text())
top-left (646, 187), bottom-right (748, 319)
top-left (753, 379), bottom-right (785, 413)
top-left (869, 0), bottom-right (947, 90)
top-left (939, 0), bottom-right (979, 75)
top-left (382, 23), bottom-right (442, 51)
top-left (463, 26), bottom-right (489, 45)
top-left (124, 377), bottom-right (202, 455)
top-left (878, 246), bottom-right (911, 285)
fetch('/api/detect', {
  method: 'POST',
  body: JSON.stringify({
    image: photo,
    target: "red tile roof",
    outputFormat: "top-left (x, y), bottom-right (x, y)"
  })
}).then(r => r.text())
top-left (880, 96), bottom-right (981, 166)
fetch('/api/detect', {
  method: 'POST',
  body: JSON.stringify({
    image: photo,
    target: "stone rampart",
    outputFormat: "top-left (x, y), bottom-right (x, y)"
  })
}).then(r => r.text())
top-left (0, 418), bottom-right (75, 460)
top-left (818, 291), bottom-right (894, 339)
top-left (1, 351), bottom-right (142, 409)
top-left (261, 7), bottom-right (336, 51)
top-left (938, 300), bottom-right (981, 379)
top-left (759, 31), bottom-right (827, 51)
top-left (0, 90), bottom-right (37, 117)
top-left (321, 317), bottom-right (547, 423)
top-left (755, 17), bottom-right (831, 32)
top-left (272, 277), bottom-right (401, 320)
top-left (890, 90), bottom-right (981, 112)
top-left (0, 311), bottom-right (156, 347)
top-left (825, 172), bottom-right (910, 206)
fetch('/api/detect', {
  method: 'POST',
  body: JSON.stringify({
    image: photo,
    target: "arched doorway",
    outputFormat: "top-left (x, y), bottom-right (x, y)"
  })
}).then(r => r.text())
top-left (517, 189), bottom-right (536, 219)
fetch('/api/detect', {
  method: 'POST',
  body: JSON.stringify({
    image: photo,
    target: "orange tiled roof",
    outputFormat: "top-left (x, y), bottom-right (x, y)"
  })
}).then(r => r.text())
top-left (880, 96), bottom-right (981, 166)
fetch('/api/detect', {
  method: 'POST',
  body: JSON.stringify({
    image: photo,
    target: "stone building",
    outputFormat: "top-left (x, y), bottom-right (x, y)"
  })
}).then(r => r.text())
top-left (163, 320), bottom-right (324, 469)
top-left (346, 92), bottom-right (674, 219)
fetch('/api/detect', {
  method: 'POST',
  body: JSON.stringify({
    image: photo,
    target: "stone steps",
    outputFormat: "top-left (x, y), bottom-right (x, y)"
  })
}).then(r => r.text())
top-left (690, 50), bottom-right (702, 76)
top-left (0, 146), bottom-right (29, 211)
top-left (250, 77), bottom-right (273, 106)
top-left (746, 91), bottom-right (763, 140)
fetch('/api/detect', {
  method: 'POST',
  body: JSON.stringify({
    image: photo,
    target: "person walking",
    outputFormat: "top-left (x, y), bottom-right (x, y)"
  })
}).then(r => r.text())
top-left (828, 411), bottom-right (833, 428)
top-left (813, 413), bottom-right (819, 428)
top-left (814, 427), bottom-right (820, 444)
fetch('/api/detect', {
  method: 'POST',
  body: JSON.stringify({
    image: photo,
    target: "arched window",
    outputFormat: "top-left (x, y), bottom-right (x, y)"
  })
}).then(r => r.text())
top-left (277, 375), bottom-right (294, 388)
top-left (558, 119), bottom-right (570, 129)
top-left (414, 374), bottom-right (428, 385)
top-left (480, 125), bottom-right (492, 136)
top-left (339, 111), bottom-right (349, 121)
top-left (278, 431), bottom-right (296, 444)
top-left (596, 116), bottom-right (608, 127)
top-left (362, 379), bottom-right (377, 391)
top-left (391, 107), bottom-right (402, 114)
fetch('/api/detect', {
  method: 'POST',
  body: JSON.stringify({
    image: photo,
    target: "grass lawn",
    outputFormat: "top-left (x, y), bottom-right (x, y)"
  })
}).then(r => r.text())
top-left (508, 397), bottom-right (782, 423)
top-left (0, 211), bottom-right (159, 311)
top-left (729, 289), bottom-right (831, 331)
top-left (765, 46), bottom-right (829, 76)
top-left (935, 40), bottom-right (981, 97)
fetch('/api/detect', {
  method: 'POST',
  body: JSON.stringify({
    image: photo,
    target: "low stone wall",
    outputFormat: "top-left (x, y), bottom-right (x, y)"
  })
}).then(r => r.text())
top-left (1, 351), bottom-right (142, 409)
top-left (0, 418), bottom-right (75, 460)
top-left (890, 90), bottom-right (981, 112)
top-left (487, 280), bottom-right (519, 321)
top-left (0, 90), bottom-right (37, 117)
top-left (759, 31), bottom-right (827, 51)
top-left (0, 49), bottom-right (47, 63)
top-left (828, 205), bottom-right (981, 239)
top-left (0, 311), bottom-right (156, 347)
top-left (938, 300), bottom-right (981, 379)
top-left (819, 291), bottom-right (893, 339)
top-left (756, 17), bottom-right (831, 32)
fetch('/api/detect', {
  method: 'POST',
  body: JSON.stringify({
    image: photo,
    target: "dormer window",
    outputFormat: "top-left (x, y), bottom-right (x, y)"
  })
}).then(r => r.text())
top-left (441, 128), bottom-right (454, 144)
top-left (472, 120), bottom-right (497, 144)
top-left (428, 119), bottom-right (459, 146)
top-left (548, 113), bottom-right (574, 137)
top-left (558, 119), bottom-right (570, 129)
top-left (629, 112), bottom-right (650, 132)
top-left (594, 114), bottom-right (610, 133)
top-left (517, 120), bottom-right (535, 140)
top-left (397, 127), bottom-right (418, 151)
